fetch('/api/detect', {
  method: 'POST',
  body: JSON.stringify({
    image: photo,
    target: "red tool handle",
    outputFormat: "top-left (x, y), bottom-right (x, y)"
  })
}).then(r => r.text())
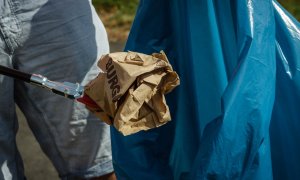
top-left (77, 94), bottom-right (99, 108)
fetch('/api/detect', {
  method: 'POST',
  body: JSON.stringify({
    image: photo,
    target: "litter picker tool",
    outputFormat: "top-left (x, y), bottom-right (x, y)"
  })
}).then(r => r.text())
top-left (0, 65), bottom-right (84, 99)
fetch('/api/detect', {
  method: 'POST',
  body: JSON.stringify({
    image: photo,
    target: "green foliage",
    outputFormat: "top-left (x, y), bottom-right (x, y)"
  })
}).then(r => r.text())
top-left (278, 0), bottom-right (300, 21)
top-left (93, 0), bottom-right (299, 21)
top-left (92, 0), bottom-right (299, 32)
top-left (92, 0), bottom-right (139, 14)
top-left (92, 0), bottom-right (139, 28)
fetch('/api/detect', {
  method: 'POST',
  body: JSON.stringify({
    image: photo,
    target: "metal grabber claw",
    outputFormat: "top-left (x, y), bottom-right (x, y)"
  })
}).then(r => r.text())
top-left (0, 65), bottom-right (84, 99)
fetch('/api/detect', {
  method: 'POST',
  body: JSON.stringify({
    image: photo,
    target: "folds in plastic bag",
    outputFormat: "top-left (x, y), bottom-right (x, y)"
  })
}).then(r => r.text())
top-left (110, 0), bottom-right (300, 179)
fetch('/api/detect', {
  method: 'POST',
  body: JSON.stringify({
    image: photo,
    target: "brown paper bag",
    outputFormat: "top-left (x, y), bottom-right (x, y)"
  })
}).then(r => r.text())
top-left (84, 51), bottom-right (180, 135)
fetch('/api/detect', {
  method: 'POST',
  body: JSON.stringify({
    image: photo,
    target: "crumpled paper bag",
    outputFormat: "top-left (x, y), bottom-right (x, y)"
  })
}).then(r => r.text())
top-left (84, 51), bottom-right (180, 135)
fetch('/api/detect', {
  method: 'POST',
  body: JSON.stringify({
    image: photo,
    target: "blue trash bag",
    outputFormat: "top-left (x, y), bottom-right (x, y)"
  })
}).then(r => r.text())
top-left (110, 0), bottom-right (300, 179)
top-left (270, 2), bottom-right (300, 179)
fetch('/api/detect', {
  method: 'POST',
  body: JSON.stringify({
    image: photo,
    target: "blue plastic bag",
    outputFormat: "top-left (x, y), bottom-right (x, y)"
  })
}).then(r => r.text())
top-left (110, 0), bottom-right (300, 179)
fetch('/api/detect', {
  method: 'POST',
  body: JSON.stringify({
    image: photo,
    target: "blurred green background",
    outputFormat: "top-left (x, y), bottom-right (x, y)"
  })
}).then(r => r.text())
top-left (278, 0), bottom-right (300, 20)
top-left (92, 0), bottom-right (139, 42)
top-left (92, 0), bottom-right (300, 42)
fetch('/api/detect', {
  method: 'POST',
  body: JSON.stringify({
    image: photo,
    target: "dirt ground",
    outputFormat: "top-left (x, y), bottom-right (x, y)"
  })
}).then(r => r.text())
top-left (16, 42), bottom-right (124, 180)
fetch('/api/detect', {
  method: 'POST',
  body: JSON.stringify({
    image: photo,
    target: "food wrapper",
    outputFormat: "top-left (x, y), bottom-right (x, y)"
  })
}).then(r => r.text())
top-left (84, 51), bottom-right (180, 135)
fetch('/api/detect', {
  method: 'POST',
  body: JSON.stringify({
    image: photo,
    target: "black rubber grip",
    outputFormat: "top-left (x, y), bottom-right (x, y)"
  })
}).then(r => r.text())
top-left (0, 65), bottom-right (32, 83)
